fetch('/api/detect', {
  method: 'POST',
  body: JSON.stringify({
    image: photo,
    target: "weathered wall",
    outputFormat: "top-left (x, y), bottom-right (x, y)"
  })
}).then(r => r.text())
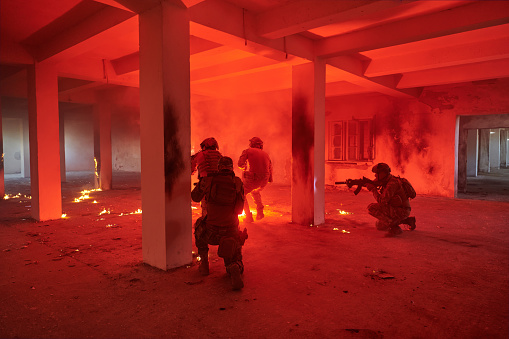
top-left (62, 88), bottom-right (141, 173)
top-left (325, 79), bottom-right (509, 197)
top-left (2, 117), bottom-right (23, 174)
top-left (64, 107), bottom-right (94, 171)
top-left (109, 87), bottom-right (141, 172)
top-left (466, 129), bottom-right (478, 177)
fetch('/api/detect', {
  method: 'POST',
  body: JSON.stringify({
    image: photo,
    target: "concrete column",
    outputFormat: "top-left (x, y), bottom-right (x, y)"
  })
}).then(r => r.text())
top-left (466, 129), bottom-right (478, 177)
top-left (22, 116), bottom-right (30, 178)
top-left (501, 129), bottom-right (508, 167)
top-left (489, 129), bottom-right (500, 170)
top-left (60, 111), bottom-right (66, 183)
top-left (139, 2), bottom-right (192, 270)
top-left (0, 98), bottom-right (4, 197)
top-left (27, 62), bottom-right (62, 221)
top-left (93, 95), bottom-right (112, 190)
top-left (291, 59), bottom-right (326, 226)
top-left (478, 129), bottom-right (490, 173)
top-left (456, 122), bottom-right (467, 193)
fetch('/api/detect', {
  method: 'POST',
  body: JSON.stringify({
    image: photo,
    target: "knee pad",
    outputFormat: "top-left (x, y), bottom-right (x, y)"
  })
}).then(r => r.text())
top-left (367, 203), bottom-right (379, 215)
top-left (218, 237), bottom-right (238, 259)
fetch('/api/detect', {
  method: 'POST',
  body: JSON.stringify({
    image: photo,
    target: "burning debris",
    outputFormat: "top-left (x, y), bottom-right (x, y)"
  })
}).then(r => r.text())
top-left (3, 193), bottom-right (31, 200)
top-left (366, 269), bottom-right (395, 280)
top-left (118, 209), bottom-right (142, 216)
top-left (74, 189), bottom-right (102, 203)
top-left (332, 228), bottom-right (351, 234)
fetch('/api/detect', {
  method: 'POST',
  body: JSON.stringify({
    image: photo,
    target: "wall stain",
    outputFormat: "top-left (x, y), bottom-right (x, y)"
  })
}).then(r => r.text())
top-left (292, 96), bottom-right (313, 184)
top-left (379, 103), bottom-right (433, 174)
top-left (164, 101), bottom-right (185, 197)
top-left (419, 91), bottom-right (458, 112)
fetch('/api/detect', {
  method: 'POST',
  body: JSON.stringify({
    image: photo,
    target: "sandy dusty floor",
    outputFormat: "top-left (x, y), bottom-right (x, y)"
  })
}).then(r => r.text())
top-left (1, 171), bottom-right (508, 338)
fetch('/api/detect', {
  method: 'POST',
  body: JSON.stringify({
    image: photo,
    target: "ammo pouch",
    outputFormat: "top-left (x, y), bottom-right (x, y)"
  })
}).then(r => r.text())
top-left (243, 171), bottom-right (254, 180)
top-left (194, 216), bottom-right (206, 241)
top-left (238, 228), bottom-right (248, 246)
top-left (218, 237), bottom-right (238, 259)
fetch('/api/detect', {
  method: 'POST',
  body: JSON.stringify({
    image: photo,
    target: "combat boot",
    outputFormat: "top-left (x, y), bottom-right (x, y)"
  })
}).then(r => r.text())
top-left (198, 256), bottom-right (209, 276)
top-left (256, 207), bottom-right (264, 220)
top-left (402, 216), bottom-right (416, 230)
top-left (228, 263), bottom-right (244, 290)
top-left (244, 212), bottom-right (254, 223)
top-left (385, 225), bottom-right (403, 237)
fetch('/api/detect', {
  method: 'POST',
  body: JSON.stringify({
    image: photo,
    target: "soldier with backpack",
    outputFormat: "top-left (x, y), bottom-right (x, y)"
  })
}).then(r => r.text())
top-left (191, 156), bottom-right (247, 290)
top-left (191, 137), bottom-right (223, 217)
top-left (365, 163), bottom-right (416, 237)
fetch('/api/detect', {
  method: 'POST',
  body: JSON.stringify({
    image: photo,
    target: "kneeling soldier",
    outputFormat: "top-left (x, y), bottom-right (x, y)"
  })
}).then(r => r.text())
top-left (191, 156), bottom-right (247, 290)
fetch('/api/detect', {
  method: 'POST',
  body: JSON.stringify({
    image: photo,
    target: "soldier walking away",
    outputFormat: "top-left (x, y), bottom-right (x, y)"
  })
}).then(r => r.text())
top-left (238, 137), bottom-right (273, 223)
top-left (365, 163), bottom-right (416, 237)
top-left (191, 137), bottom-right (222, 216)
top-left (191, 156), bottom-right (247, 290)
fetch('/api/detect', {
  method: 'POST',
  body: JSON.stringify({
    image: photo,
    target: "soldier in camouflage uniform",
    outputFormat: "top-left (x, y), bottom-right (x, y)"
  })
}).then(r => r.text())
top-left (191, 137), bottom-right (222, 216)
top-left (191, 156), bottom-right (247, 290)
top-left (365, 163), bottom-right (412, 237)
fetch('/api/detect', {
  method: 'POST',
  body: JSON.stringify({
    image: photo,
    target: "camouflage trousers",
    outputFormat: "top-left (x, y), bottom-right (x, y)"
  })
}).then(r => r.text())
top-left (243, 175), bottom-right (269, 213)
top-left (194, 219), bottom-right (244, 272)
top-left (367, 203), bottom-right (411, 231)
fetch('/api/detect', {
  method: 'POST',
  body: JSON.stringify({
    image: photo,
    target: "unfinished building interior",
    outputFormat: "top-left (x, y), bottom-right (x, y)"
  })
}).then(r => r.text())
top-left (1, 1), bottom-right (509, 338)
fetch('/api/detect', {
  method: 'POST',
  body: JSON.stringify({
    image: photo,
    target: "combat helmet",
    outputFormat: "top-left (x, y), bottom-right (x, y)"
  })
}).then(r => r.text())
top-left (200, 137), bottom-right (219, 150)
top-left (249, 137), bottom-right (263, 149)
top-left (372, 162), bottom-right (391, 174)
top-left (218, 156), bottom-right (234, 171)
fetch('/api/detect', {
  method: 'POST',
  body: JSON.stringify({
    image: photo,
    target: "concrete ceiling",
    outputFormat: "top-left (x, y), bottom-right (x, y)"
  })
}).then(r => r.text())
top-left (1, 0), bottom-right (509, 102)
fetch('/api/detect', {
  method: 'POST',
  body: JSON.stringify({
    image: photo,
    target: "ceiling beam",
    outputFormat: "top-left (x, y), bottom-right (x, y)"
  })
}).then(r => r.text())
top-left (191, 55), bottom-right (277, 82)
top-left (111, 52), bottom-right (139, 75)
top-left (327, 55), bottom-right (421, 98)
top-left (23, 4), bottom-right (135, 62)
top-left (41, 16), bottom-right (138, 64)
top-left (189, 0), bottom-right (314, 63)
top-left (364, 35), bottom-right (509, 77)
top-left (255, 0), bottom-right (415, 39)
top-left (398, 59), bottom-right (509, 88)
top-left (315, 0), bottom-right (509, 58)
top-left (0, 34), bottom-right (33, 65)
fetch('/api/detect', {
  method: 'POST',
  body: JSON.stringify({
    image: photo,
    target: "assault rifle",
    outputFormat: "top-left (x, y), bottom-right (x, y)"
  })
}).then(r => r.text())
top-left (335, 177), bottom-right (380, 195)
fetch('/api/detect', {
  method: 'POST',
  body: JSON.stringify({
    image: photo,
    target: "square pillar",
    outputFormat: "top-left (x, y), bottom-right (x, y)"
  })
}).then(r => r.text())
top-left (500, 129), bottom-right (507, 167)
top-left (489, 129), bottom-right (500, 170)
top-left (93, 94), bottom-right (112, 190)
top-left (27, 62), bottom-right (62, 221)
top-left (0, 98), bottom-right (4, 198)
top-left (139, 2), bottom-right (192, 270)
top-left (22, 115), bottom-right (30, 178)
top-left (457, 123), bottom-right (468, 193)
top-left (291, 59), bottom-right (326, 226)
top-left (60, 110), bottom-right (66, 182)
top-left (478, 129), bottom-right (490, 173)
top-left (466, 129), bottom-right (478, 177)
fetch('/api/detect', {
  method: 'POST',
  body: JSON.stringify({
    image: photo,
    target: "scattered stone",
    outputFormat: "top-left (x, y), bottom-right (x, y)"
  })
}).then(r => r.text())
top-left (184, 280), bottom-right (204, 285)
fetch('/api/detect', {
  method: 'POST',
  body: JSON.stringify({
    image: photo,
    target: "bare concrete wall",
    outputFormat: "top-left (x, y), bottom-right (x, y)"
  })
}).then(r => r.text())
top-left (325, 79), bottom-right (509, 197)
top-left (466, 129), bottom-right (478, 177)
top-left (64, 108), bottom-right (94, 172)
top-left (109, 87), bottom-right (141, 172)
top-left (2, 117), bottom-right (22, 174)
top-left (490, 129), bottom-right (501, 170)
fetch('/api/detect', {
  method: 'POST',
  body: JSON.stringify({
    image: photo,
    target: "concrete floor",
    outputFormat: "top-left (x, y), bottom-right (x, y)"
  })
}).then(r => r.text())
top-left (1, 171), bottom-right (508, 338)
